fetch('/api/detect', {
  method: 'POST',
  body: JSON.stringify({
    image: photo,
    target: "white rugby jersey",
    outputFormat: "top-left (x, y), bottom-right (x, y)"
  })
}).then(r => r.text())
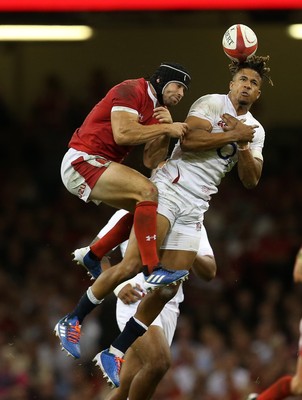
top-left (155, 93), bottom-right (265, 202)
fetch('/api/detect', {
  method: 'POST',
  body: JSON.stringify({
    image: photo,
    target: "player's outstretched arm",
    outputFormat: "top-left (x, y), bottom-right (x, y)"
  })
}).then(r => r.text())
top-left (293, 246), bottom-right (302, 283)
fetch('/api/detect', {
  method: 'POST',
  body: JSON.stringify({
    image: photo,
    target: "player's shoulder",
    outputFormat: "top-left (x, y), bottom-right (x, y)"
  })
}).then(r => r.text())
top-left (246, 111), bottom-right (264, 132)
top-left (188, 93), bottom-right (226, 117)
top-left (191, 93), bottom-right (225, 107)
top-left (110, 78), bottom-right (147, 105)
top-left (115, 77), bottom-right (145, 90)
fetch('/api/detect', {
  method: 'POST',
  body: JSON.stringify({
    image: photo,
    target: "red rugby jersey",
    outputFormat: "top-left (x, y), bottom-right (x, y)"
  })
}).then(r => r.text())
top-left (69, 78), bottom-right (158, 163)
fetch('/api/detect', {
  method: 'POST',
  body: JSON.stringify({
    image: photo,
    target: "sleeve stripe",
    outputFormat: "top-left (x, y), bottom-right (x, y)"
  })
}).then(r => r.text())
top-left (112, 106), bottom-right (138, 115)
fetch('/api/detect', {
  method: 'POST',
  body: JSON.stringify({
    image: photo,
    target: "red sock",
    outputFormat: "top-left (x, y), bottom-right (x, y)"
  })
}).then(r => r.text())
top-left (90, 212), bottom-right (134, 259)
top-left (133, 201), bottom-right (159, 274)
top-left (258, 376), bottom-right (292, 400)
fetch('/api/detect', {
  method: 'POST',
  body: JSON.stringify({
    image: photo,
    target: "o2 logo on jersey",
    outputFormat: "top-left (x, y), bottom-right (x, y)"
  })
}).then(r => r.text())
top-left (217, 143), bottom-right (236, 160)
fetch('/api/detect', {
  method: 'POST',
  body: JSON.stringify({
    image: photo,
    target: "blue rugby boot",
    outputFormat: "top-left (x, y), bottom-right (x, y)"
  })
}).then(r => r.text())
top-left (143, 263), bottom-right (189, 291)
top-left (54, 314), bottom-right (81, 359)
top-left (72, 246), bottom-right (102, 280)
top-left (93, 349), bottom-right (124, 388)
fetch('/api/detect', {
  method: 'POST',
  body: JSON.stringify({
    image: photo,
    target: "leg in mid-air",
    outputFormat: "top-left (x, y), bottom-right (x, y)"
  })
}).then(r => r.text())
top-left (72, 209), bottom-right (134, 280)
top-left (63, 157), bottom-right (189, 284)
top-left (104, 326), bottom-right (171, 400)
top-left (95, 216), bottom-right (200, 387)
top-left (102, 226), bottom-right (217, 396)
top-left (54, 212), bottom-right (188, 359)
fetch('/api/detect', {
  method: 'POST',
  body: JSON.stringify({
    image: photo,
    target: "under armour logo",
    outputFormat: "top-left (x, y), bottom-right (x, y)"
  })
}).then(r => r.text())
top-left (146, 235), bottom-right (157, 241)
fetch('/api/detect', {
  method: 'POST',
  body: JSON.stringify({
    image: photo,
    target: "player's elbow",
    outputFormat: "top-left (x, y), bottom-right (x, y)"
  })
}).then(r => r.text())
top-left (240, 172), bottom-right (261, 189)
top-left (293, 272), bottom-right (302, 284)
top-left (206, 264), bottom-right (217, 281)
top-left (143, 157), bottom-right (159, 170)
top-left (242, 178), bottom-right (259, 189)
top-left (201, 264), bottom-right (217, 281)
top-left (180, 141), bottom-right (194, 152)
top-left (192, 256), bottom-right (217, 281)
top-left (114, 133), bottom-right (129, 146)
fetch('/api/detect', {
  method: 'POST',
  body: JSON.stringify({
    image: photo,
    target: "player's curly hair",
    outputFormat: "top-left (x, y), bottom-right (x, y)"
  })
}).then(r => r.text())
top-left (229, 55), bottom-right (273, 86)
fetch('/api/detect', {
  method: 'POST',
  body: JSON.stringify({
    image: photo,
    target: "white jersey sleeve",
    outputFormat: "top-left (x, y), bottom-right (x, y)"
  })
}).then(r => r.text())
top-left (188, 94), bottom-right (225, 126)
top-left (197, 225), bottom-right (214, 257)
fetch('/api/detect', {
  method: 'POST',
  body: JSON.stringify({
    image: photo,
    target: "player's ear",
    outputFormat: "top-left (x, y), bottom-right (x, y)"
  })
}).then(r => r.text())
top-left (256, 90), bottom-right (261, 99)
top-left (229, 80), bottom-right (234, 90)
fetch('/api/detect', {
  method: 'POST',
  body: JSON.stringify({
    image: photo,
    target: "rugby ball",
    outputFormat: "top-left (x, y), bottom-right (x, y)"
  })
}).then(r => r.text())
top-left (222, 24), bottom-right (258, 62)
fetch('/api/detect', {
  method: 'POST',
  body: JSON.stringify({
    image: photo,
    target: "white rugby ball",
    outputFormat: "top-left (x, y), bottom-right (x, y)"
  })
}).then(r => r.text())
top-left (222, 24), bottom-right (258, 62)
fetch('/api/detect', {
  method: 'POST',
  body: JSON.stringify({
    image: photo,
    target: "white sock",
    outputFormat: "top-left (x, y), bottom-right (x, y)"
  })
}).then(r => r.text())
top-left (133, 316), bottom-right (148, 330)
top-left (87, 286), bottom-right (104, 305)
top-left (109, 345), bottom-right (124, 358)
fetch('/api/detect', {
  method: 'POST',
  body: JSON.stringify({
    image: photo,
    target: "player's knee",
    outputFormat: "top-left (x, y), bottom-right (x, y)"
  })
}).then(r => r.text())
top-left (146, 354), bottom-right (171, 378)
top-left (157, 285), bottom-right (179, 301)
top-left (121, 258), bottom-right (141, 278)
top-left (107, 388), bottom-right (128, 400)
top-left (154, 358), bottom-right (171, 377)
top-left (139, 181), bottom-right (158, 202)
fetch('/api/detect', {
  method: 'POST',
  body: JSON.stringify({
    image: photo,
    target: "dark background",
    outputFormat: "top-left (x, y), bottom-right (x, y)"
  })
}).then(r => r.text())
top-left (1, 10), bottom-right (302, 400)
top-left (0, 10), bottom-right (302, 127)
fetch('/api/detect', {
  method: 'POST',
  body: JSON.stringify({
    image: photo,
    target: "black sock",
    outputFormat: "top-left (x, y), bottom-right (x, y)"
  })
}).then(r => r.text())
top-left (89, 250), bottom-right (99, 261)
top-left (111, 317), bottom-right (147, 354)
top-left (70, 292), bottom-right (98, 324)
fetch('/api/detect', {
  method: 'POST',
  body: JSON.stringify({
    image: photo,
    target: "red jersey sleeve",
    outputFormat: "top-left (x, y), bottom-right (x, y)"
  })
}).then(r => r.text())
top-left (68, 78), bottom-right (158, 162)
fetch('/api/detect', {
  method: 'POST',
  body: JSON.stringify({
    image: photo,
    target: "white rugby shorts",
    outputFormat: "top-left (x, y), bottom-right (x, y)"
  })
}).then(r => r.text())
top-left (116, 274), bottom-right (180, 346)
top-left (153, 179), bottom-right (209, 252)
top-left (61, 148), bottom-right (111, 204)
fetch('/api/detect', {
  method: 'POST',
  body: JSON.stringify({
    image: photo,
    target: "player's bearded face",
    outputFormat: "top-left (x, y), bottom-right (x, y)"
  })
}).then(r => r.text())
top-left (229, 69), bottom-right (261, 106)
top-left (162, 82), bottom-right (185, 107)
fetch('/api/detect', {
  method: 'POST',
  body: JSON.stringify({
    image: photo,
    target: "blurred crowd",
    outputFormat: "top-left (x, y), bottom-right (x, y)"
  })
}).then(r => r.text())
top-left (1, 72), bottom-right (302, 400)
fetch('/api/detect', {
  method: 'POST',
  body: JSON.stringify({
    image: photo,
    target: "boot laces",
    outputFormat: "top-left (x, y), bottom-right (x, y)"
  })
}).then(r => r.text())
top-left (67, 321), bottom-right (81, 344)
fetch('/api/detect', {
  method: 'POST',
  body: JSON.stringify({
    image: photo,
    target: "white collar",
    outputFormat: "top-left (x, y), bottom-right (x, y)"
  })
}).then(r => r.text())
top-left (148, 82), bottom-right (158, 107)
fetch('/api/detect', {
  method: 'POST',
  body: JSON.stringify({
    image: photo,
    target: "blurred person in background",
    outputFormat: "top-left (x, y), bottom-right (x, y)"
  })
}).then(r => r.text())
top-left (247, 245), bottom-right (302, 400)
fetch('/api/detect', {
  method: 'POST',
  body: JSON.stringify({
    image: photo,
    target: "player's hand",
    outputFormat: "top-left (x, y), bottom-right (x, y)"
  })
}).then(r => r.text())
top-left (221, 113), bottom-right (246, 130)
top-left (153, 106), bottom-right (173, 124)
top-left (167, 122), bottom-right (188, 140)
top-left (221, 113), bottom-right (257, 143)
top-left (118, 283), bottom-right (144, 304)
